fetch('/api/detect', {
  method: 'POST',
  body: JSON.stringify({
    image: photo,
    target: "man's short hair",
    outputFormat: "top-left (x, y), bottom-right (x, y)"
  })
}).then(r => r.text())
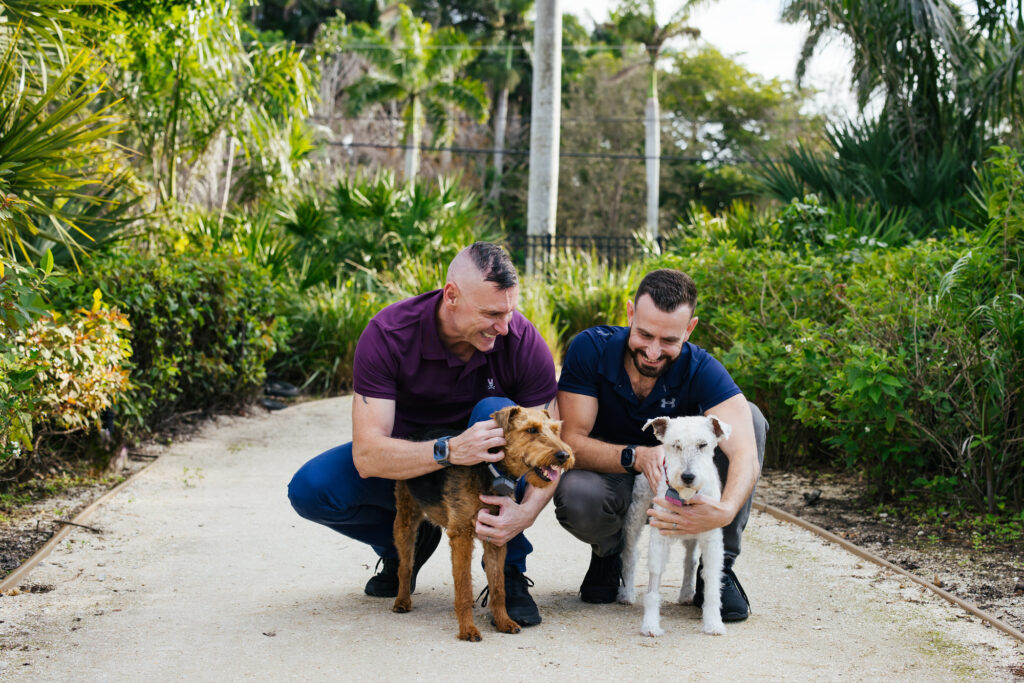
top-left (634, 269), bottom-right (697, 313)
top-left (468, 242), bottom-right (518, 290)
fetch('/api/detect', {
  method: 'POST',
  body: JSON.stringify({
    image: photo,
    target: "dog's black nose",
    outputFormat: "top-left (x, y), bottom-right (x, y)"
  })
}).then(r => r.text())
top-left (681, 472), bottom-right (695, 485)
top-left (554, 450), bottom-right (569, 464)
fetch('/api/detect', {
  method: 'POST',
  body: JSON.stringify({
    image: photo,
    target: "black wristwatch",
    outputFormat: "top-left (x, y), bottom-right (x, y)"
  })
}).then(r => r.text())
top-left (433, 436), bottom-right (452, 467)
top-left (620, 445), bottom-right (639, 475)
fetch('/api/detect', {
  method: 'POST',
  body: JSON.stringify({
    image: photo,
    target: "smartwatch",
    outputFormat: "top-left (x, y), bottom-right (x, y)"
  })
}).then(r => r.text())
top-left (433, 436), bottom-right (452, 467)
top-left (620, 445), bottom-right (639, 475)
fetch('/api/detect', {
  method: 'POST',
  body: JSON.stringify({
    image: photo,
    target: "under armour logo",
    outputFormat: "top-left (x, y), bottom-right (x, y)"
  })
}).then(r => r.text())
top-left (487, 378), bottom-right (496, 391)
top-left (660, 397), bottom-right (677, 410)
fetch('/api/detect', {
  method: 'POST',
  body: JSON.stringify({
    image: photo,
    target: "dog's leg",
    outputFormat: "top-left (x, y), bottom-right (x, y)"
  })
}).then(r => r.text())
top-left (617, 478), bottom-right (650, 605)
top-left (640, 530), bottom-right (669, 636)
top-left (698, 530), bottom-right (726, 635)
top-left (678, 538), bottom-right (698, 604)
top-left (392, 483), bottom-right (420, 614)
top-left (449, 531), bottom-right (481, 641)
top-left (482, 541), bottom-right (520, 634)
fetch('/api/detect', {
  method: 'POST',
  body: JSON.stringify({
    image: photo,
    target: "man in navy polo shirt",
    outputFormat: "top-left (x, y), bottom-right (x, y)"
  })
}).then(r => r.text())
top-left (288, 242), bottom-right (559, 626)
top-left (554, 268), bottom-right (767, 621)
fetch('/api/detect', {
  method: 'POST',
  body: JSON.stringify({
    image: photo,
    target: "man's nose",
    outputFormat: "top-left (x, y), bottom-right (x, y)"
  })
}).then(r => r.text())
top-left (494, 315), bottom-right (510, 335)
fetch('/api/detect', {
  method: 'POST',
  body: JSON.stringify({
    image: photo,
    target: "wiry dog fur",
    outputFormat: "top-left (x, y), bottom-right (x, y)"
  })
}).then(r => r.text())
top-left (392, 406), bottom-right (574, 641)
top-left (617, 415), bottom-right (732, 636)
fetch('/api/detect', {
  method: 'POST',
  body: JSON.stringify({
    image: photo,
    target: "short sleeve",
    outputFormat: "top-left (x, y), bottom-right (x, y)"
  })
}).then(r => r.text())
top-left (352, 319), bottom-right (399, 399)
top-left (509, 319), bottom-right (558, 406)
top-left (692, 351), bottom-right (742, 413)
top-left (557, 330), bottom-right (600, 398)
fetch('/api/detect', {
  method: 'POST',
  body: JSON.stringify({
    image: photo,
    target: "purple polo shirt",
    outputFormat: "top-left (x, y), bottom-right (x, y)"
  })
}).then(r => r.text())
top-left (353, 290), bottom-right (557, 439)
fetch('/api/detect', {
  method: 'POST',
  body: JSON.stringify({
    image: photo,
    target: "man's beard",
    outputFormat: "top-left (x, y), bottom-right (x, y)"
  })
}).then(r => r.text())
top-left (627, 345), bottom-right (678, 379)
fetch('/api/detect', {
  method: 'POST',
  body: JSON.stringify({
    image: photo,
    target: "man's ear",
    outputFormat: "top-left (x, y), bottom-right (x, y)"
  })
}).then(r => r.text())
top-left (642, 416), bottom-right (670, 440)
top-left (443, 282), bottom-right (459, 307)
top-left (491, 406), bottom-right (520, 431)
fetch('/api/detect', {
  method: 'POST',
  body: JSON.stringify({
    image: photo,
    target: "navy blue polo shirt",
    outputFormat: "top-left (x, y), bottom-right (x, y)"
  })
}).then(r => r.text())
top-left (558, 326), bottom-right (741, 447)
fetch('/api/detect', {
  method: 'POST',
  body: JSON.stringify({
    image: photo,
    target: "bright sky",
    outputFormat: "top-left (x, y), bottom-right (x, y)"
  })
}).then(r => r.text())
top-left (560, 0), bottom-right (857, 117)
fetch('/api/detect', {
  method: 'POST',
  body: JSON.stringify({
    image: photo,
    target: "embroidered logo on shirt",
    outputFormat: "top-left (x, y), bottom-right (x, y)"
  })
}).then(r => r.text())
top-left (487, 378), bottom-right (496, 391)
top-left (660, 397), bottom-right (677, 410)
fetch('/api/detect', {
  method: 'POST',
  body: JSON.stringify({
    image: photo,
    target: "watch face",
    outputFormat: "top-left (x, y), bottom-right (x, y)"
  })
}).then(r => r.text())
top-left (434, 436), bottom-right (450, 463)
top-left (621, 446), bottom-right (635, 468)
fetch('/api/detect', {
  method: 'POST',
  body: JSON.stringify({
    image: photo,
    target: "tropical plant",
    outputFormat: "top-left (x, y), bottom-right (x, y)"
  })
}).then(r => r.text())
top-left (603, 0), bottom-right (708, 238)
top-left (95, 0), bottom-right (316, 208)
top-left (770, 0), bottom-right (1024, 235)
top-left (322, 4), bottom-right (489, 182)
top-left (0, 0), bottom-right (135, 264)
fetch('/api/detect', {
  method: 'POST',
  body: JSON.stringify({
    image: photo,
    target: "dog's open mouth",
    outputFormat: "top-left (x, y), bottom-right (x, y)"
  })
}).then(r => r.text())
top-left (533, 465), bottom-right (562, 482)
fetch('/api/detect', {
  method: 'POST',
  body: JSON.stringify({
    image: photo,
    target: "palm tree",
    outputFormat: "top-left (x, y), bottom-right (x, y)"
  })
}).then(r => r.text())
top-left (0, 0), bottom-right (131, 264)
top-left (772, 0), bottom-right (1024, 234)
top-left (526, 0), bottom-right (561, 254)
top-left (607, 0), bottom-right (708, 239)
top-left (339, 4), bottom-right (490, 182)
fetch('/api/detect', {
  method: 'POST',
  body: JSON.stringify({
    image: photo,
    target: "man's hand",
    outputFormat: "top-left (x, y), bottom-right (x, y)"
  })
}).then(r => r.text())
top-left (475, 494), bottom-right (537, 546)
top-left (448, 419), bottom-right (506, 466)
top-left (636, 444), bottom-right (664, 493)
top-left (646, 493), bottom-right (734, 536)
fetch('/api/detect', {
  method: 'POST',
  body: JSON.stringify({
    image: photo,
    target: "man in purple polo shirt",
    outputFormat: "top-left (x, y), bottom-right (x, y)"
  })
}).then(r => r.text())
top-left (288, 242), bottom-right (559, 626)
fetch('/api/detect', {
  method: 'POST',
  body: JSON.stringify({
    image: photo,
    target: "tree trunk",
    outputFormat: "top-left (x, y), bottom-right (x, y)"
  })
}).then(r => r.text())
top-left (644, 69), bottom-right (660, 240)
top-left (404, 96), bottom-right (421, 183)
top-left (526, 0), bottom-right (562, 274)
top-left (488, 85), bottom-right (509, 201)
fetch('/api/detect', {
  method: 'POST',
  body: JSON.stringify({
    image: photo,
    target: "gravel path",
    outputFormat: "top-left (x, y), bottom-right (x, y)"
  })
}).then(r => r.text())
top-left (1, 396), bottom-right (1021, 681)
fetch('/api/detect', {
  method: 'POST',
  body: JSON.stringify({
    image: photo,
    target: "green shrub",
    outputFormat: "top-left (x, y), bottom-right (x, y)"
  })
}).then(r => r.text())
top-left (544, 250), bottom-right (637, 352)
top-left (271, 282), bottom-right (385, 394)
top-left (56, 248), bottom-right (288, 436)
top-left (2, 259), bottom-right (132, 473)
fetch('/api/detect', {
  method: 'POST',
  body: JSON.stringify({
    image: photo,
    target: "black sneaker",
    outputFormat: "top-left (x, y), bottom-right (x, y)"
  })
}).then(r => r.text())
top-left (694, 559), bottom-right (750, 622)
top-left (364, 522), bottom-right (443, 597)
top-left (504, 566), bottom-right (542, 626)
top-left (579, 551), bottom-right (622, 604)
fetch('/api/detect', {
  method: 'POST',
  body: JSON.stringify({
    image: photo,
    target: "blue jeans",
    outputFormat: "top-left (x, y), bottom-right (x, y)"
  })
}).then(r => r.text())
top-left (288, 397), bottom-right (534, 571)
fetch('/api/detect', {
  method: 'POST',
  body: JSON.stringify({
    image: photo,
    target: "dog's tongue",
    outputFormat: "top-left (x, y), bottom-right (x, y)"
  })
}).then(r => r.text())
top-left (542, 466), bottom-right (560, 481)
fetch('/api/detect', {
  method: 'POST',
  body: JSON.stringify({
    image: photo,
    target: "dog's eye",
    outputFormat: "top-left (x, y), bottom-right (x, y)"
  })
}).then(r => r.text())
top-left (697, 441), bottom-right (708, 449)
top-left (527, 427), bottom-right (539, 434)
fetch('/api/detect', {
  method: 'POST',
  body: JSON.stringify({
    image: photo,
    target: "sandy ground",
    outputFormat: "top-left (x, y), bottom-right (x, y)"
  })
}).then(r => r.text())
top-left (0, 396), bottom-right (1022, 681)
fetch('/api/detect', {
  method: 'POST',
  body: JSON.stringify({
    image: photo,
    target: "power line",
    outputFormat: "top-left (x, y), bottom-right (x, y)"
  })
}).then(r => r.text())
top-left (327, 140), bottom-right (768, 164)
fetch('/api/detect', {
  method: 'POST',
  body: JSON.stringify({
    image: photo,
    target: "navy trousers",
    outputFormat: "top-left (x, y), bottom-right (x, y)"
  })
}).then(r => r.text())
top-left (288, 396), bottom-right (534, 571)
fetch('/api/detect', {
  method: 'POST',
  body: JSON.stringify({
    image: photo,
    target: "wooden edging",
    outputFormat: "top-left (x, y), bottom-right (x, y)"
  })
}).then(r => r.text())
top-left (753, 500), bottom-right (1024, 645)
top-left (0, 459), bottom-right (157, 593)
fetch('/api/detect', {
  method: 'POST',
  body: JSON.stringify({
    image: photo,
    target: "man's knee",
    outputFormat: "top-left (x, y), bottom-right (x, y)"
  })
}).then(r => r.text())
top-left (287, 464), bottom-right (324, 522)
top-left (555, 471), bottom-right (626, 540)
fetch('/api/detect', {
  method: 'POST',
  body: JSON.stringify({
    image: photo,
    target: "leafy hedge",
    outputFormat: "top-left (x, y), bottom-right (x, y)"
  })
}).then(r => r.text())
top-left (56, 248), bottom-right (289, 436)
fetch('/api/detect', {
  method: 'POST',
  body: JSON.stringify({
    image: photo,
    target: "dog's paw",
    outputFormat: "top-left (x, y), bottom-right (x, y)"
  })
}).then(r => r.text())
top-left (617, 586), bottom-right (636, 605)
top-left (392, 598), bottom-right (412, 613)
top-left (701, 620), bottom-right (726, 636)
top-left (677, 588), bottom-right (695, 605)
top-left (493, 617), bottom-right (521, 635)
top-left (640, 624), bottom-right (665, 637)
top-left (458, 626), bottom-right (483, 642)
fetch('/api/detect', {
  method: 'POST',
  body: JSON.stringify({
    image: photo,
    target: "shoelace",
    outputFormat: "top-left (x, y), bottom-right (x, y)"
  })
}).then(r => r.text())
top-left (475, 572), bottom-right (535, 607)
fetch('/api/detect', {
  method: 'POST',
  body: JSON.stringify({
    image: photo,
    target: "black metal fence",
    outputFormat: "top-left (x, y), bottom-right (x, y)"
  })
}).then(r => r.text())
top-left (503, 233), bottom-right (669, 271)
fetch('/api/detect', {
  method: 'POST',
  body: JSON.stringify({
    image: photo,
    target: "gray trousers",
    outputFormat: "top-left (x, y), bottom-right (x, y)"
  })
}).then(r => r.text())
top-left (554, 402), bottom-right (768, 562)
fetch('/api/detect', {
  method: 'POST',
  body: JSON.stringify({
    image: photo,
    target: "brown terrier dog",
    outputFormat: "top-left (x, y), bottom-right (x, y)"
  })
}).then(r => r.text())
top-left (391, 406), bottom-right (574, 641)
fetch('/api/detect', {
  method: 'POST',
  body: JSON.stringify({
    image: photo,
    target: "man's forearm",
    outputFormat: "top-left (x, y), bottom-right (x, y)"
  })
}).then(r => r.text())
top-left (718, 449), bottom-right (760, 519)
top-left (353, 437), bottom-right (438, 480)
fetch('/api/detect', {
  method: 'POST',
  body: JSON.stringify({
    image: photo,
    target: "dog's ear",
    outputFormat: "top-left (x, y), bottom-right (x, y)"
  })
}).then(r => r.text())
top-left (491, 406), bottom-right (520, 431)
top-left (707, 415), bottom-right (732, 441)
top-left (642, 416), bottom-right (670, 440)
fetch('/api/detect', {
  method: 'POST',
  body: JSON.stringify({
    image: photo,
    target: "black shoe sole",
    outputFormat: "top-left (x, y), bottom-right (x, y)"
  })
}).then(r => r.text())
top-left (579, 590), bottom-right (618, 604)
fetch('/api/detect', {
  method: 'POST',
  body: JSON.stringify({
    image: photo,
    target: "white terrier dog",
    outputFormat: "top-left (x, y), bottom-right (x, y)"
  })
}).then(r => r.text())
top-left (616, 415), bottom-right (732, 636)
